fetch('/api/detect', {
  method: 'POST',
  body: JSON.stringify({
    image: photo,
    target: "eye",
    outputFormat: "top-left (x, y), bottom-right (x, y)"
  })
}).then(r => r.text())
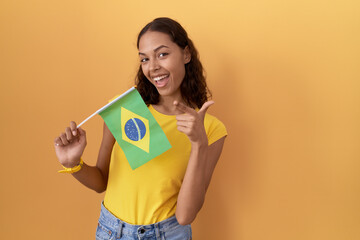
top-left (159, 52), bottom-right (169, 58)
top-left (140, 58), bottom-right (148, 63)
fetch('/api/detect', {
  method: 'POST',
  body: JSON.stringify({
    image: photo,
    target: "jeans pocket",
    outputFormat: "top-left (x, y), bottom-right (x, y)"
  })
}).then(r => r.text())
top-left (96, 221), bottom-right (114, 240)
top-left (163, 224), bottom-right (192, 240)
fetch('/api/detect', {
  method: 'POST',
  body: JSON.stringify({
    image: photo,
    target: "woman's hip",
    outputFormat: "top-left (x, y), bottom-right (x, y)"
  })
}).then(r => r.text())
top-left (96, 202), bottom-right (192, 240)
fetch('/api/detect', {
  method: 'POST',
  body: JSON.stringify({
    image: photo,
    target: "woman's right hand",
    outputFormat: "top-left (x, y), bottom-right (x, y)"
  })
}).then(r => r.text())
top-left (54, 121), bottom-right (87, 168)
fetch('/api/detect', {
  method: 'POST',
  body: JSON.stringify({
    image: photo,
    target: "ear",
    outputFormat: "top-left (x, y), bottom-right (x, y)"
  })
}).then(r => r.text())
top-left (183, 46), bottom-right (191, 64)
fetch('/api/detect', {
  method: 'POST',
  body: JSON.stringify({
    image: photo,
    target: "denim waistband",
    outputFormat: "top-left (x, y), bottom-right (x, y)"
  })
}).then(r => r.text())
top-left (98, 202), bottom-right (181, 239)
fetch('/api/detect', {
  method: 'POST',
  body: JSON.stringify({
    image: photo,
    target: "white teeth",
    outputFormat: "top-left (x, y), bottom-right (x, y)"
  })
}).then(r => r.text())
top-left (153, 75), bottom-right (168, 81)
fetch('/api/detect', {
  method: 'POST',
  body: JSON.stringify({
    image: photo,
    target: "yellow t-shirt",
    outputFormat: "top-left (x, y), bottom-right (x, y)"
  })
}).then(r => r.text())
top-left (103, 104), bottom-right (227, 225)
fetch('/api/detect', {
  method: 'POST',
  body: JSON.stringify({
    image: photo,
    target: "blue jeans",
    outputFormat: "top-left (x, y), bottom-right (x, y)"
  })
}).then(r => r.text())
top-left (96, 203), bottom-right (192, 240)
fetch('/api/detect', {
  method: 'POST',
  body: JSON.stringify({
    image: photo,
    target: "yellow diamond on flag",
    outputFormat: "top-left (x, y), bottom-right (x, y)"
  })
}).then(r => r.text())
top-left (99, 88), bottom-right (171, 169)
top-left (121, 107), bottom-right (150, 153)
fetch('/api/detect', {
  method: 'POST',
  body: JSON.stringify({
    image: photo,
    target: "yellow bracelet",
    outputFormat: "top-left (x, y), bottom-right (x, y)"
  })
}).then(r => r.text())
top-left (58, 158), bottom-right (84, 174)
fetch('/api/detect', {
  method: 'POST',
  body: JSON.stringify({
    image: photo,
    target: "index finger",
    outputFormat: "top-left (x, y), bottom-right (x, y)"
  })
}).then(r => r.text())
top-left (173, 101), bottom-right (196, 115)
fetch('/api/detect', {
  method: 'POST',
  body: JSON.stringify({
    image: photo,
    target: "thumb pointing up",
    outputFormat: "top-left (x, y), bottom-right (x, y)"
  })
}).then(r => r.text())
top-left (198, 100), bottom-right (215, 117)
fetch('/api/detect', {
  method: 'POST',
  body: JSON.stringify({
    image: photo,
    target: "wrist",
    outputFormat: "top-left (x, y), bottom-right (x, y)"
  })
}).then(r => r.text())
top-left (61, 158), bottom-right (81, 168)
top-left (58, 158), bottom-right (84, 174)
top-left (190, 138), bottom-right (208, 149)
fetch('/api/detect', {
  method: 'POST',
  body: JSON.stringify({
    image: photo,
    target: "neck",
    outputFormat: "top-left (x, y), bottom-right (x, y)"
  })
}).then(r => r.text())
top-left (154, 94), bottom-right (186, 115)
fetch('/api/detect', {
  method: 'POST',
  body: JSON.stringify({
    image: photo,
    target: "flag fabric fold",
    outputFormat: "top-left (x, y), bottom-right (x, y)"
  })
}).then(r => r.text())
top-left (98, 87), bottom-right (171, 170)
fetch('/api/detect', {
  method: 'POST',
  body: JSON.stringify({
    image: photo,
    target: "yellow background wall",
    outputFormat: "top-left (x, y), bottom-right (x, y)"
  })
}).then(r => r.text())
top-left (1, 0), bottom-right (359, 239)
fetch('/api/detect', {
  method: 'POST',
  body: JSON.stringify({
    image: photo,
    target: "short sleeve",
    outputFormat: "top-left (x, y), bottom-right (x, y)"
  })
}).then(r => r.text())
top-left (204, 114), bottom-right (228, 145)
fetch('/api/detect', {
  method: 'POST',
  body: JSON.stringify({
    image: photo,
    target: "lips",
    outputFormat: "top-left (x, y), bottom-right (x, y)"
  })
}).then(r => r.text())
top-left (152, 74), bottom-right (169, 88)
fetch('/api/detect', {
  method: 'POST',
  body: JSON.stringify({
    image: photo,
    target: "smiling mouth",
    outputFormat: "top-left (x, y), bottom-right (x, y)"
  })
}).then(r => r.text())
top-left (152, 74), bottom-right (169, 88)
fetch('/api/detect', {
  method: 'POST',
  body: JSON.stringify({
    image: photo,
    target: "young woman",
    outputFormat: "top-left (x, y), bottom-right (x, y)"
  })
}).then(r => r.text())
top-left (54, 17), bottom-right (227, 240)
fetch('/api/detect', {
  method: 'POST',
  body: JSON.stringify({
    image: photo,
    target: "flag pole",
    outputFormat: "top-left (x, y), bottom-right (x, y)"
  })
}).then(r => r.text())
top-left (77, 86), bottom-right (136, 128)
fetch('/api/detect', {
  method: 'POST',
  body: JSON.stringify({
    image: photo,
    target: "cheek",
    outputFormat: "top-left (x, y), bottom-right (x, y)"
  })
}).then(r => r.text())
top-left (166, 59), bottom-right (185, 76)
top-left (140, 65), bottom-right (145, 74)
top-left (141, 65), bottom-right (150, 80)
top-left (174, 64), bottom-right (186, 81)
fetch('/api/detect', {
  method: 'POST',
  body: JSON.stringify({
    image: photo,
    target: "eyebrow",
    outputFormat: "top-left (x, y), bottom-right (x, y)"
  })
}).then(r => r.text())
top-left (139, 45), bottom-right (169, 56)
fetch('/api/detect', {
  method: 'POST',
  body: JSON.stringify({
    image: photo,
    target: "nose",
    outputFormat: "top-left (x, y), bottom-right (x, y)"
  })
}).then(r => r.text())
top-left (149, 58), bottom-right (160, 72)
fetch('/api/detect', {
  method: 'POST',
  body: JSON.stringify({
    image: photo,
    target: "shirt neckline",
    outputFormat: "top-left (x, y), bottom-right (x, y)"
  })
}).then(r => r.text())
top-left (149, 104), bottom-right (177, 117)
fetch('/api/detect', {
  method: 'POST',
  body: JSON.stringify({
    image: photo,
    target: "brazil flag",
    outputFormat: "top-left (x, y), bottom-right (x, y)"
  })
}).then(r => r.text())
top-left (98, 87), bottom-right (171, 170)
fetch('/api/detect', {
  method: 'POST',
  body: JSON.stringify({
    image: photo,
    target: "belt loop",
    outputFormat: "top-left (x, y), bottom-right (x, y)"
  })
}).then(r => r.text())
top-left (117, 220), bottom-right (123, 239)
top-left (155, 222), bottom-right (161, 240)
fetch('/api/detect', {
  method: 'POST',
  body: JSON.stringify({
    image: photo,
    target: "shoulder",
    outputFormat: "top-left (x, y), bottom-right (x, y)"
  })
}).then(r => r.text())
top-left (204, 113), bottom-right (227, 145)
top-left (204, 113), bottom-right (226, 129)
top-left (108, 94), bottom-right (121, 103)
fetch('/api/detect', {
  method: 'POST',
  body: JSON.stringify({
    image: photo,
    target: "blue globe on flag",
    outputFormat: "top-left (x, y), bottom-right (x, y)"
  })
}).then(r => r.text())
top-left (124, 118), bottom-right (146, 141)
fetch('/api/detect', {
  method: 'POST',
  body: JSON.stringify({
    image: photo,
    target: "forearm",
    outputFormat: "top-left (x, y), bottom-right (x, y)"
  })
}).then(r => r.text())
top-left (71, 162), bottom-right (108, 193)
top-left (176, 142), bottom-right (208, 225)
top-left (173, 101), bottom-right (225, 225)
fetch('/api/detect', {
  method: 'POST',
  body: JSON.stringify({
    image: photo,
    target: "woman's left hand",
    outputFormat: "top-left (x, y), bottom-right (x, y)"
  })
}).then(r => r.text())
top-left (174, 100), bottom-right (214, 145)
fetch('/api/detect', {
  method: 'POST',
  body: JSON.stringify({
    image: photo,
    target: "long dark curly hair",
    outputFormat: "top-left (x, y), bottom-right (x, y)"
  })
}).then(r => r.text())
top-left (135, 17), bottom-right (211, 109)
